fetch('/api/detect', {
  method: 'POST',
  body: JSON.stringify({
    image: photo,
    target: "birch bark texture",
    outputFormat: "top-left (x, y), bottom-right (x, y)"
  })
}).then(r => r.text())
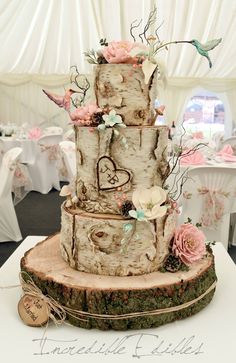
top-left (60, 205), bottom-right (177, 276)
top-left (75, 126), bottom-right (169, 214)
top-left (94, 64), bottom-right (157, 125)
top-left (60, 64), bottom-right (171, 277)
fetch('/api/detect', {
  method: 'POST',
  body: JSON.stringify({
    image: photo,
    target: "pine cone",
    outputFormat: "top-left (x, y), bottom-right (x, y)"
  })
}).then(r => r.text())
top-left (97, 56), bottom-right (108, 64)
top-left (163, 253), bottom-right (181, 272)
top-left (90, 112), bottom-right (105, 126)
top-left (121, 200), bottom-right (134, 217)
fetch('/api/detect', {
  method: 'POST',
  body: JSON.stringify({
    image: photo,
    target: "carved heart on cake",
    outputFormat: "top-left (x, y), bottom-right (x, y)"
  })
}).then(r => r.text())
top-left (97, 156), bottom-right (131, 191)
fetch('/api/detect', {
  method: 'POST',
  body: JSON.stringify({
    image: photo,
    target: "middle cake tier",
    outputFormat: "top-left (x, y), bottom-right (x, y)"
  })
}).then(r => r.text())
top-left (75, 125), bottom-right (169, 214)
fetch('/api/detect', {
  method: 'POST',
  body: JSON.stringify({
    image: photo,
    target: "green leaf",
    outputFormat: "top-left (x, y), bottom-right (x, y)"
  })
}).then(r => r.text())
top-left (123, 223), bottom-right (133, 233)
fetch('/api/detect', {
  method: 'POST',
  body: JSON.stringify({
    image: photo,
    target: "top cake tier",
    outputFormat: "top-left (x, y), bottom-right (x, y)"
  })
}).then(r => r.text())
top-left (93, 64), bottom-right (157, 126)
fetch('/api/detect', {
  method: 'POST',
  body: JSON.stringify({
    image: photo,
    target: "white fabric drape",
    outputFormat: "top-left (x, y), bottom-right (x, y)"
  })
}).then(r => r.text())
top-left (157, 83), bottom-right (193, 127)
top-left (0, 0), bottom-right (235, 128)
top-left (0, 74), bottom-right (93, 128)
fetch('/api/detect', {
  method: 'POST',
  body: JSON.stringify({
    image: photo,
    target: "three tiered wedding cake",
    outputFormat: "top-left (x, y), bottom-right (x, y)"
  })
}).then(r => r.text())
top-left (21, 9), bottom-right (220, 329)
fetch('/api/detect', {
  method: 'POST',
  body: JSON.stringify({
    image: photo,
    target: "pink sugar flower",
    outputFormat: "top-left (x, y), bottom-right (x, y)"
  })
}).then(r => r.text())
top-left (172, 223), bottom-right (206, 265)
top-left (102, 41), bottom-right (137, 64)
top-left (69, 103), bottom-right (101, 125)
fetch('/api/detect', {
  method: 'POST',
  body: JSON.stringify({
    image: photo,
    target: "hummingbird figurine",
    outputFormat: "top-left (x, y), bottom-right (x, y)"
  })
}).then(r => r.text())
top-left (43, 89), bottom-right (76, 111)
top-left (156, 38), bottom-right (222, 68)
top-left (189, 38), bottom-right (222, 68)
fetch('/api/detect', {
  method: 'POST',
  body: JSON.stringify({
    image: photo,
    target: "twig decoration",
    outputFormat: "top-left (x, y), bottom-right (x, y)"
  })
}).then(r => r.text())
top-left (130, 19), bottom-right (142, 42)
top-left (138, 6), bottom-right (157, 43)
top-left (70, 66), bottom-right (90, 107)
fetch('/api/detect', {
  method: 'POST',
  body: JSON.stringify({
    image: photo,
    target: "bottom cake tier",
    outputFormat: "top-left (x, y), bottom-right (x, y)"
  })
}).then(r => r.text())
top-left (20, 234), bottom-right (217, 331)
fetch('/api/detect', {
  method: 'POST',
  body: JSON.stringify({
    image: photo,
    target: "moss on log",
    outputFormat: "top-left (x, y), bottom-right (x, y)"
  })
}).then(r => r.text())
top-left (20, 234), bottom-right (217, 331)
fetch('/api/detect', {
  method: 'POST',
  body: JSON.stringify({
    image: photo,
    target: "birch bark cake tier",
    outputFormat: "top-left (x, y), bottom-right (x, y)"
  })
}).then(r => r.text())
top-left (60, 205), bottom-right (176, 276)
top-left (94, 64), bottom-right (157, 125)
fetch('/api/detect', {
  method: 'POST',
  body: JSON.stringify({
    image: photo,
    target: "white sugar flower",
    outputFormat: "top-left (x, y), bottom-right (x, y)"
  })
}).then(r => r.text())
top-left (132, 186), bottom-right (167, 220)
top-left (102, 109), bottom-right (123, 127)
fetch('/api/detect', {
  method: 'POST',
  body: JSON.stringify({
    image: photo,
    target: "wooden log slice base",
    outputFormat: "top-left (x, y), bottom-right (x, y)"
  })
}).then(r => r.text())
top-left (20, 234), bottom-right (217, 331)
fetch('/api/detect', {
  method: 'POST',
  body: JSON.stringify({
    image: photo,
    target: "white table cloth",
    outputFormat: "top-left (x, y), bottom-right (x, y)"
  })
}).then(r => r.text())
top-left (0, 137), bottom-right (37, 163)
top-left (0, 236), bottom-right (236, 363)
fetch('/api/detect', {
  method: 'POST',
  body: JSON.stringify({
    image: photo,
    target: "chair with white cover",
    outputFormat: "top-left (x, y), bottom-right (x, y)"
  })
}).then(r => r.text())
top-left (211, 131), bottom-right (224, 151)
top-left (63, 128), bottom-right (75, 142)
top-left (0, 147), bottom-right (23, 242)
top-left (179, 166), bottom-right (236, 250)
top-left (27, 134), bottom-right (62, 194)
top-left (59, 141), bottom-right (76, 183)
top-left (222, 133), bottom-right (236, 246)
top-left (43, 126), bottom-right (63, 135)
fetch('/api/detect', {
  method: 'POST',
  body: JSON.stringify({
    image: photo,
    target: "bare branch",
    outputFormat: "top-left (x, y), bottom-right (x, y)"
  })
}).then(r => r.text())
top-left (164, 121), bottom-right (209, 201)
top-left (138, 6), bottom-right (157, 43)
top-left (130, 19), bottom-right (142, 42)
top-left (70, 66), bottom-right (90, 107)
top-left (154, 20), bottom-right (164, 45)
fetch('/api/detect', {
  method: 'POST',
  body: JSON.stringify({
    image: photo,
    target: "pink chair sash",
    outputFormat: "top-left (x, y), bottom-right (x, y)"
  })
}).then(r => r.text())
top-left (39, 144), bottom-right (60, 161)
top-left (198, 187), bottom-right (230, 228)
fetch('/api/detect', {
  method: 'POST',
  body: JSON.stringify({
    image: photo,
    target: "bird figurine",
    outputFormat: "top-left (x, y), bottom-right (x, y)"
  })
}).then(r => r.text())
top-left (189, 38), bottom-right (222, 68)
top-left (42, 89), bottom-right (77, 111)
top-left (156, 38), bottom-right (222, 69)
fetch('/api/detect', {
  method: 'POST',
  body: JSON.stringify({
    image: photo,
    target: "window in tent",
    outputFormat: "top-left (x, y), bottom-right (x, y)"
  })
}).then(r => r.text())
top-left (182, 91), bottom-right (225, 138)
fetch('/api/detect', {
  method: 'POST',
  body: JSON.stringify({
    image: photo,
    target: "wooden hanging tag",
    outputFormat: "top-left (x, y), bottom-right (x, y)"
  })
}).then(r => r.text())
top-left (18, 294), bottom-right (49, 327)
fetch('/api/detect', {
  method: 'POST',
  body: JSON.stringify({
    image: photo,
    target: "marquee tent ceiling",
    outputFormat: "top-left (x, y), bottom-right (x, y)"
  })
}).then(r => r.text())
top-left (0, 0), bottom-right (236, 78)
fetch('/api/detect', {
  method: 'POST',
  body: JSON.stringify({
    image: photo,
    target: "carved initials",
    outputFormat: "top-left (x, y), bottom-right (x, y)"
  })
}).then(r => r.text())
top-left (97, 156), bottom-right (131, 191)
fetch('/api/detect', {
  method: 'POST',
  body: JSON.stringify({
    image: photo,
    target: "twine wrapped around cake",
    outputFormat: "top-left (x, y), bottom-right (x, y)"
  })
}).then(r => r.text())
top-left (16, 269), bottom-right (217, 326)
top-left (18, 234), bottom-right (217, 330)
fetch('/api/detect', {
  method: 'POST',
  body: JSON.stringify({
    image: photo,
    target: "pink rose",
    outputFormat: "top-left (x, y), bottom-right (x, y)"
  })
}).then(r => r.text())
top-left (102, 41), bottom-right (136, 64)
top-left (172, 224), bottom-right (206, 265)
